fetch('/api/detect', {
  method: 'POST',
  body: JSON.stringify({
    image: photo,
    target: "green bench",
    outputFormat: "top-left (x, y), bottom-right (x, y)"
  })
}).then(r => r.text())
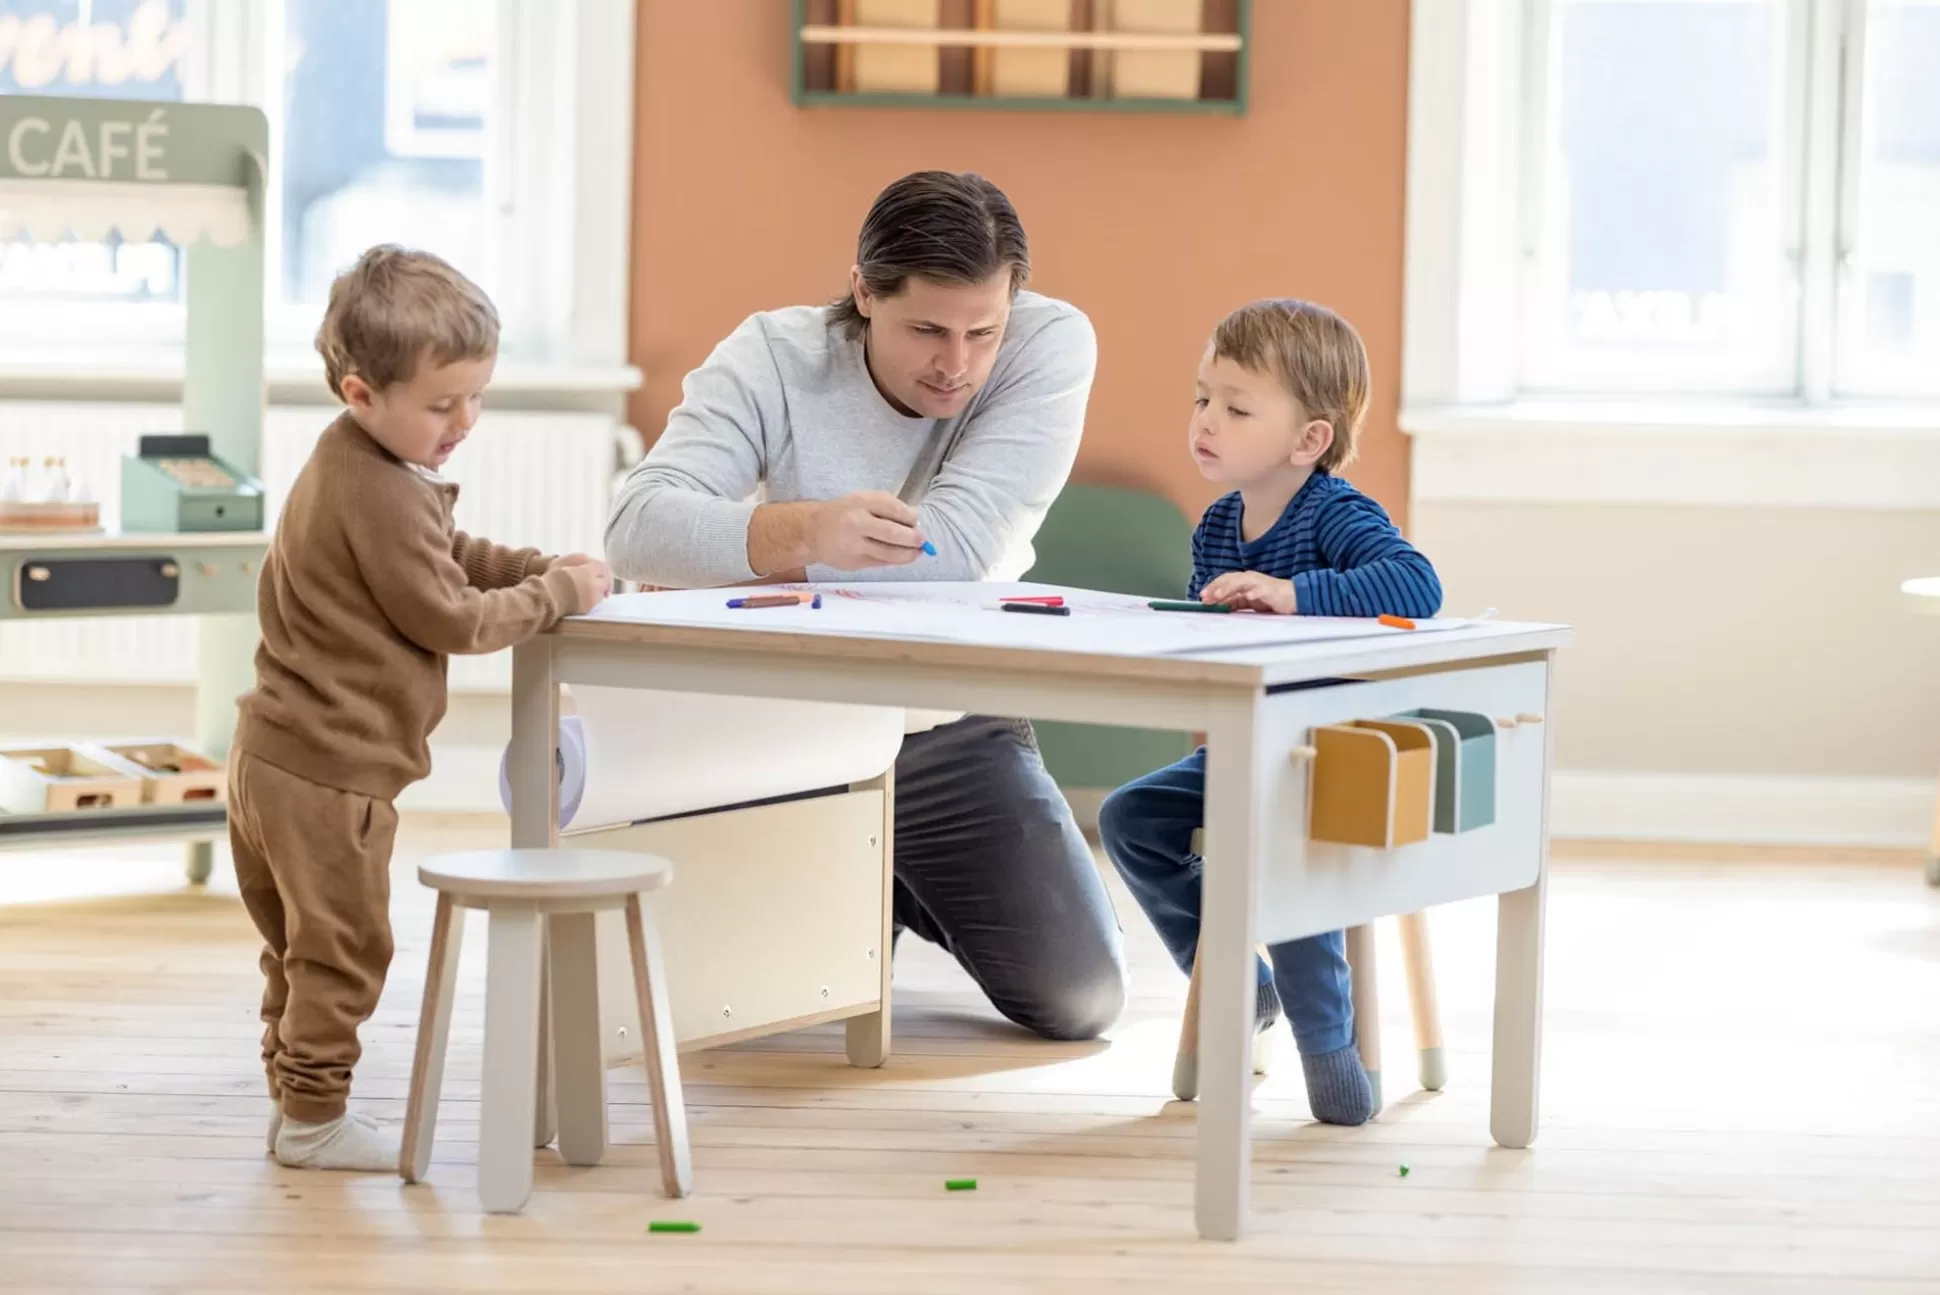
top-left (1023, 483), bottom-right (1199, 818)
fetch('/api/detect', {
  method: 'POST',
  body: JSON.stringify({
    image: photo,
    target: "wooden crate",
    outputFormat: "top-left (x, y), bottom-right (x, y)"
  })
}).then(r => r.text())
top-left (0, 499), bottom-right (101, 534)
top-left (100, 740), bottom-right (227, 805)
top-left (1100, 0), bottom-right (1202, 100)
top-left (848, 0), bottom-right (942, 94)
top-left (983, 0), bottom-right (1071, 97)
top-left (0, 744), bottom-right (145, 814)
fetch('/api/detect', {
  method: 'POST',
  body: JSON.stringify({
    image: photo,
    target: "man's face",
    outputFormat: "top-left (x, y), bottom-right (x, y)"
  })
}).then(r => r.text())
top-left (852, 270), bottom-right (1014, 419)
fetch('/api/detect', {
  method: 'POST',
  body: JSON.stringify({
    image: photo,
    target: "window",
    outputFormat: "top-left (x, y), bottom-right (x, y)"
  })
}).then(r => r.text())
top-left (1512, 0), bottom-right (1940, 402)
top-left (0, 0), bottom-right (193, 324)
top-left (0, 0), bottom-right (622, 371)
top-left (272, 0), bottom-right (495, 315)
top-left (1835, 0), bottom-right (1940, 396)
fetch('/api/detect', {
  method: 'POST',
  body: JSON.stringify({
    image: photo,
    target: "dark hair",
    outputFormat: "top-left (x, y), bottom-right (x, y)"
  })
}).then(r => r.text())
top-left (829, 171), bottom-right (1031, 337)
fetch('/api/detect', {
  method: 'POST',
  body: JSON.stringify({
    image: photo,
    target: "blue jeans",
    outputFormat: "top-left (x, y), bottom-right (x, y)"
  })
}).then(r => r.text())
top-left (892, 715), bottom-right (1127, 1041)
top-left (1098, 747), bottom-right (1355, 1057)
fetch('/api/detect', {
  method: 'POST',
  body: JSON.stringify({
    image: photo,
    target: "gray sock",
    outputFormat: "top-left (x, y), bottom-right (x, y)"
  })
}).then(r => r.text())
top-left (1301, 1042), bottom-right (1375, 1126)
top-left (1254, 976), bottom-right (1281, 1031)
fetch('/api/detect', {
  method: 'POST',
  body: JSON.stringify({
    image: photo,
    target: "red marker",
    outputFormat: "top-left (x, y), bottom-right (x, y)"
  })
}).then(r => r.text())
top-left (1002, 595), bottom-right (1065, 606)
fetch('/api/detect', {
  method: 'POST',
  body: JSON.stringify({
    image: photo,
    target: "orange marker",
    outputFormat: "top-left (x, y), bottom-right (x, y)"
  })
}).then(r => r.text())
top-left (1378, 613), bottom-right (1416, 630)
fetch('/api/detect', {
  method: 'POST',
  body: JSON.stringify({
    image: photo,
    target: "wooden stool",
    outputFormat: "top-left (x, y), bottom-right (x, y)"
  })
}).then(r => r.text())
top-left (1173, 915), bottom-right (1444, 1110)
top-left (399, 849), bottom-right (692, 1212)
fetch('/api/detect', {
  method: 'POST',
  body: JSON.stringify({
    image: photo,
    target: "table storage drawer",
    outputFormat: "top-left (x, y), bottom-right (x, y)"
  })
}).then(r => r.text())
top-left (1246, 658), bottom-right (1549, 944)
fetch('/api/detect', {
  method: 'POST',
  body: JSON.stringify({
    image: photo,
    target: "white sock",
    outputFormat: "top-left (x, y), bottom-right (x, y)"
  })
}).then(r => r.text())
top-left (274, 1112), bottom-right (400, 1172)
top-left (269, 1101), bottom-right (377, 1154)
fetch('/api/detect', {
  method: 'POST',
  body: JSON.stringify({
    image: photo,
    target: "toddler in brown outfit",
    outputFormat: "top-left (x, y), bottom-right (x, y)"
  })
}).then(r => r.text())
top-left (232, 245), bottom-right (610, 1171)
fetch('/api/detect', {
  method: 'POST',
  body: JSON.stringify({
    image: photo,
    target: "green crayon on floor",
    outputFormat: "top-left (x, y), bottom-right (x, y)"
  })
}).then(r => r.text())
top-left (649, 1220), bottom-right (701, 1233)
top-left (945, 1178), bottom-right (977, 1191)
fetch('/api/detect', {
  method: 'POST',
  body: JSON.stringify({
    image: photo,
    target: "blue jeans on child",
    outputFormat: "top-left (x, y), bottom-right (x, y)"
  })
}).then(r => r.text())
top-left (1098, 746), bottom-right (1355, 1058)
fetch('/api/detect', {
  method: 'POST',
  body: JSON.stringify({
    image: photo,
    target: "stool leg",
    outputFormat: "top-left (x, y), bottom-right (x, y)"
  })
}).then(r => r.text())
top-left (479, 905), bottom-right (545, 1213)
top-left (626, 893), bottom-right (693, 1198)
top-left (1345, 924), bottom-right (1382, 1113)
top-left (400, 893), bottom-right (465, 1184)
top-left (549, 911), bottom-right (608, 1166)
top-left (1927, 771), bottom-right (1940, 886)
top-left (1398, 911), bottom-right (1446, 1091)
top-left (1172, 931), bottom-right (1204, 1102)
top-left (1174, 938), bottom-right (1274, 1100)
top-left (534, 927), bottom-right (556, 1150)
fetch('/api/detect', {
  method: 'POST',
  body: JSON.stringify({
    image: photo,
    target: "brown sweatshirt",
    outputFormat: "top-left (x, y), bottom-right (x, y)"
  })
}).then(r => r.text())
top-left (234, 413), bottom-right (580, 800)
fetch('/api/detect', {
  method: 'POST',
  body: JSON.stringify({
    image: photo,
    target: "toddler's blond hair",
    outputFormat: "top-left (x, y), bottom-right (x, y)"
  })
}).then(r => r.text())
top-left (1212, 299), bottom-right (1370, 472)
top-left (316, 245), bottom-right (498, 401)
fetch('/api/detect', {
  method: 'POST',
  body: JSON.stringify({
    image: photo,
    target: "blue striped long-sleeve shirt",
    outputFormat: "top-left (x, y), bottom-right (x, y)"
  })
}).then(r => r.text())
top-left (1188, 472), bottom-right (1443, 618)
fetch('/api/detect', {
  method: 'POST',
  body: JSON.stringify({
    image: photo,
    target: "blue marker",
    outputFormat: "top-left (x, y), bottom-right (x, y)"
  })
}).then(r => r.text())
top-left (921, 541), bottom-right (937, 556)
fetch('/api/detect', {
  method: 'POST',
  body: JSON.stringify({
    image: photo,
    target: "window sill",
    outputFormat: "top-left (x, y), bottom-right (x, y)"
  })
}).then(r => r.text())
top-left (1401, 400), bottom-right (1940, 511)
top-left (0, 349), bottom-right (642, 411)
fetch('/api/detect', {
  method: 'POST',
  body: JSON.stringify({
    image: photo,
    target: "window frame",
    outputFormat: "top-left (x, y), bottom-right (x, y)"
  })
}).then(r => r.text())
top-left (1400, 0), bottom-right (1940, 511)
top-left (0, 0), bottom-right (633, 380)
top-left (1405, 0), bottom-right (1939, 409)
top-left (1514, 0), bottom-right (1813, 399)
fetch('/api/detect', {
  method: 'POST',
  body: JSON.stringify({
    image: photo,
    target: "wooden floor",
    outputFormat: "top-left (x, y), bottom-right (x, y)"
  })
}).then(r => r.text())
top-left (4, 821), bottom-right (1940, 1293)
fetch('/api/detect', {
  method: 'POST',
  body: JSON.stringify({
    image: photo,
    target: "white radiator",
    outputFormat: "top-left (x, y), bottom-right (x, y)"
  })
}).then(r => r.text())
top-left (0, 402), bottom-right (618, 693)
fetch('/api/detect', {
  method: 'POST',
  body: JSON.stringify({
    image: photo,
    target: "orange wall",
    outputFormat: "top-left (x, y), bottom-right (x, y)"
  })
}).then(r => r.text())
top-left (629, 1), bottom-right (1413, 528)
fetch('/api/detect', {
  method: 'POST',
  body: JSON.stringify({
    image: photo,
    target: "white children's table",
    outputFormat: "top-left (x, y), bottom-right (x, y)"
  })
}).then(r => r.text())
top-left (503, 582), bottom-right (1571, 1241)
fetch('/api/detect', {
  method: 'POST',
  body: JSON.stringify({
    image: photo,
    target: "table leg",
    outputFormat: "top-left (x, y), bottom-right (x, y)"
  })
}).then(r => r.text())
top-left (508, 637), bottom-right (560, 850)
top-left (1492, 658), bottom-right (1553, 1149)
top-left (1490, 879), bottom-right (1545, 1148)
top-left (509, 638), bottom-right (560, 1149)
top-left (1195, 696), bottom-right (1266, 1242)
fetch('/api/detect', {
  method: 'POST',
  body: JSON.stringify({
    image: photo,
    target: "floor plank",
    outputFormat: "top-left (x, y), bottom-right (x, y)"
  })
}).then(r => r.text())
top-left (2, 818), bottom-right (1938, 1292)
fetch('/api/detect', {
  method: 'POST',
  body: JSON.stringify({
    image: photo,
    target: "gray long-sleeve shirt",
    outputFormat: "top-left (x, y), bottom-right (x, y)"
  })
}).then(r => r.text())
top-left (605, 290), bottom-right (1097, 590)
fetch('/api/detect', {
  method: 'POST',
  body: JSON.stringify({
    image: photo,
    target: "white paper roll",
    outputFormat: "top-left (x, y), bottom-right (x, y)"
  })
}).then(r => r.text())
top-left (497, 713), bottom-right (588, 829)
top-left (499, 690), bottom-right (905, 833)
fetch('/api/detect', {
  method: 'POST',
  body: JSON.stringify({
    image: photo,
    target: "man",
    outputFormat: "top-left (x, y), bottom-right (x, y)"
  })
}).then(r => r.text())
top-left (606, 171), bottom-right (1124, 1041)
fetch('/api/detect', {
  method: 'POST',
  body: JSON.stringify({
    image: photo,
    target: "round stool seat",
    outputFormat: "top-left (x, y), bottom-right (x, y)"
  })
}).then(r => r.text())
top-left (1903, 576), bottom-right (1940, 616)
top-left (419, 848), bottom-right (673, 902)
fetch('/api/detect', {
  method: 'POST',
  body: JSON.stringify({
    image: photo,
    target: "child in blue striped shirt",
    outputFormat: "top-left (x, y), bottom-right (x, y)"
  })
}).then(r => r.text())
top-left (1099, 299), bottom-right (1442, 1125)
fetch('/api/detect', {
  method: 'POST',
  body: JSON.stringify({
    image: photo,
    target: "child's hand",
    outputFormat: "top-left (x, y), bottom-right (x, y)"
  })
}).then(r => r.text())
top-left (555, 552), bottom-right (599, 568)
top-left (1201, 571), bottom-right (1296, 615)
top-left (561, 557), bottom-right (611, 612)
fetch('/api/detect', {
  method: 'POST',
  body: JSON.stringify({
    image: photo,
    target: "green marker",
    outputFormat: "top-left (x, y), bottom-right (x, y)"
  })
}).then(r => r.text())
top-left (945, 1178), bottom-right (977, 1191)
top-left (1149, 599), bottom-right (1231, 613)
top-left (649, 1220), bottom-right (700, 1233)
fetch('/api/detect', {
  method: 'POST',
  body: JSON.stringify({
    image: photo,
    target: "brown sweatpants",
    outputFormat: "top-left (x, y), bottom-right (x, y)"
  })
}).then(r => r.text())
top-left (228, 751), bottom-right (399, 1125)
